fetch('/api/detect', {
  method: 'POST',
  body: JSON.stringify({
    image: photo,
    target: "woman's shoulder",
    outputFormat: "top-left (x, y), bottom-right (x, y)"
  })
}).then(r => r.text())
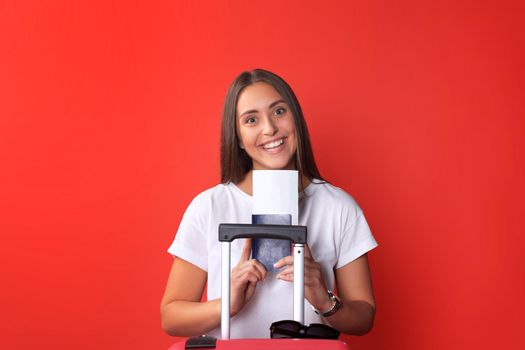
top-left (187, 182), bottom-right (247, 208)
top-left (306, 180), bottom-right (362, 212)
top-left (191, 183), bottom-right (227, 198)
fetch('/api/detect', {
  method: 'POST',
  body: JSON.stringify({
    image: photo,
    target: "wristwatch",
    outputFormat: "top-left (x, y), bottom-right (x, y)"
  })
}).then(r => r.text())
top-left (312, 290), bottom-right (342, 317)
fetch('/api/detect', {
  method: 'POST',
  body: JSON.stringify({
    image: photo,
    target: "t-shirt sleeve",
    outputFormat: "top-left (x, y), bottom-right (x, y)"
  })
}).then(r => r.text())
top-left (167, 194), bottom-right (209, 272)
top-left (336, 211), bottom-right (378, 269)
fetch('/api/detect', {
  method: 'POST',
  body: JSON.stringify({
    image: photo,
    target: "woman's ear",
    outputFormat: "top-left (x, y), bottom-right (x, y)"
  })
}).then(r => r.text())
top-left (239, 142), bottom-right (245, 149)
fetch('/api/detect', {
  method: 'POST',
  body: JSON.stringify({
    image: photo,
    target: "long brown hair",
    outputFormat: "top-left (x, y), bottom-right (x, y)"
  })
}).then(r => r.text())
top-left (220, 69), bottom-right (324, 184)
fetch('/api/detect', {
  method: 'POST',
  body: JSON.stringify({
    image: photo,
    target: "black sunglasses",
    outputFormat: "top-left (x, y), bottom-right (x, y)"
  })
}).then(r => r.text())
top-left (270, 320), bottom-right (340, 339)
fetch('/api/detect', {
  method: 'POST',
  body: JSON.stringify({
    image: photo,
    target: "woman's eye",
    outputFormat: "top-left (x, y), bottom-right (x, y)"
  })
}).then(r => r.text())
top-left (245, 117), bottom-right (256, 124)
top-left (274, 107), bottom-right (286, 116)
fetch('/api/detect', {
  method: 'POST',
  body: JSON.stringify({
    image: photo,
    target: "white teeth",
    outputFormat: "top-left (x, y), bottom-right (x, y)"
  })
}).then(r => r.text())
top-left (262, 139), bottom-right (284, 149)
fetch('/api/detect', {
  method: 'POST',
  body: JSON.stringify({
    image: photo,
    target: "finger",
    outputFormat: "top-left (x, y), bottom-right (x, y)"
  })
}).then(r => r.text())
top-left (247, 263), bottom-right (264, 281)
top-left (251, 259), bottom-right (268, 280)
top-left (234, 270), bottom-right (260, 286)
top-left (277, 257), bottom-right (319, 281)
top-left (232, 259), bottom-right (266, 278)
top-left (248, 268), bottom-right (268, 287)
top-left (277, 272), bottom-right (293, 282)
top-left (233, 263), bottom-right (262, 282)
top-left (278, 261), bottom-right (317, 281)
top-left (273, 255), bottom-right (294, 269)
top-left (278, 260), bottom-right (319, 276)
top-left (276, 265), bottom-right (294, 277)
top-left (238, 238), bottom-right (252, 264)
top-left (304, 244), bottom-right (313, 258)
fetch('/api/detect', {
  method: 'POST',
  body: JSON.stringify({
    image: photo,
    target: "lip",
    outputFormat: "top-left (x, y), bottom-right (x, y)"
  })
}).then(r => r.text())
top-left (258, 137), bottom-right (287, 148)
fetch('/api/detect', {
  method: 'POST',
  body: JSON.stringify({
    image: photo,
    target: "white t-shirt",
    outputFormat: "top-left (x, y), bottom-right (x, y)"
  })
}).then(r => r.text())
top-left (168, 180), bottom-right (378, 339)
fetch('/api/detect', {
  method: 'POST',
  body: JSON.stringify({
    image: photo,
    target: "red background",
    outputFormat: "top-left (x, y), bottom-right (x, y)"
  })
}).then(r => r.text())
top-left (1, 1), bottom-right (524, 349)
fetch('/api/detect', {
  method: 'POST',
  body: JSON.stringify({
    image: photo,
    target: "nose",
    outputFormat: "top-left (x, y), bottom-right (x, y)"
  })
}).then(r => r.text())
top-left (262, 115), bottom-right (278, 136)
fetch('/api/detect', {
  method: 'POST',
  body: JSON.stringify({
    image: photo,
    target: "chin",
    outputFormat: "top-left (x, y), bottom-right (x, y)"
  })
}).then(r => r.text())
top-left (255, 160), bottom-right (296, 171)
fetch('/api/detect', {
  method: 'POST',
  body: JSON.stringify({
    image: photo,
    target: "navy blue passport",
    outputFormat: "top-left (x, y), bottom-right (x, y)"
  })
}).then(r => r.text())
top-left (251, 214), bottom-right (292, 272)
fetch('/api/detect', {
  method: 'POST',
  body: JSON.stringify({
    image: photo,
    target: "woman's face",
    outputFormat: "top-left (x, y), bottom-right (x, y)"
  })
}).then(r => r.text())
top-left (236, 82), bottom-right (297, 171)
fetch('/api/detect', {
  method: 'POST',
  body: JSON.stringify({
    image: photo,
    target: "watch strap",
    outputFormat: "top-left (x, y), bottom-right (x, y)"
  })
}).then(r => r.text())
top-left (312, 290), bottom-right (342, 317)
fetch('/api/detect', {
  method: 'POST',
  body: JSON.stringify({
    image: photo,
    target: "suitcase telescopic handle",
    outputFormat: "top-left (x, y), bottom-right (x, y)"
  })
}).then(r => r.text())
top-left (219, 223), bottom-right (307, 340)
top-left (218, 223), bottom-right (307, 243)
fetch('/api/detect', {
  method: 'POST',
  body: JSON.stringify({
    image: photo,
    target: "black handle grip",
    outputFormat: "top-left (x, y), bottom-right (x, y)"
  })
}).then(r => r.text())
top-left (218, 223), bottom-right (307, 243)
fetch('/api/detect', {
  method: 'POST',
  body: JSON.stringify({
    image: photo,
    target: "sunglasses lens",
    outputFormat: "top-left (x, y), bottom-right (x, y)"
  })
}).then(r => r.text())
top-left (270, 320), bottom-right (302, 338)
top-left (305, 323), bottom-right (340, 339)
top-left (272, 320), bottom-right (301, 332)
top-left (270, 321), bottom-right (340, 339)
top-left (270, 332), bottom-right (290, 339)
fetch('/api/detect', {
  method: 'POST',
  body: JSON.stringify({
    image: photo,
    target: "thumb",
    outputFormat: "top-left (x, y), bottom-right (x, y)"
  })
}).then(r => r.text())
top-left (239, 238), bottom-right (252, 264)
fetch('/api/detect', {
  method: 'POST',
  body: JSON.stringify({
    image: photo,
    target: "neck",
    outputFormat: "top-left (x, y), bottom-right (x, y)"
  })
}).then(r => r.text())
top-left (235, 170), bottom-right (311, 196)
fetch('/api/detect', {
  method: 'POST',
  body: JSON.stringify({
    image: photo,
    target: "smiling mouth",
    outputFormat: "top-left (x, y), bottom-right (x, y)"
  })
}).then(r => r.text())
top-left (261, 138), bottom-right (285, 150)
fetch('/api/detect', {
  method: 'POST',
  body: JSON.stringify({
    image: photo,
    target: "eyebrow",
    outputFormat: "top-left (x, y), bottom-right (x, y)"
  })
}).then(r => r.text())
top-left (239, 99), bottom-right (286, 117)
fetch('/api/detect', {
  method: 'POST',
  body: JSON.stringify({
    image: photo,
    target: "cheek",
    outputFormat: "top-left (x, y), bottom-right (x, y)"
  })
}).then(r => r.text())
top-left (285, 122), bottom-right (297, 146)
top-left (280, 117), bottom-right (296, 134)
top-left (238, 128), bottom-right (255, 148)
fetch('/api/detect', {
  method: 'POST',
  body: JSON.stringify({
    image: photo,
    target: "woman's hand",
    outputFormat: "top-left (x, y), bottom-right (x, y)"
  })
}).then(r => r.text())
top-left (230, 239), bottom-right (267, 316)
top-left (273, 245), bottom-right (332, 312)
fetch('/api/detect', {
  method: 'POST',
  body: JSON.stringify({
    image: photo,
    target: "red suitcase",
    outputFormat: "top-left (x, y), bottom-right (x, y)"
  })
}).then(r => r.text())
top-left (168, 224), bottom-right (350, 350)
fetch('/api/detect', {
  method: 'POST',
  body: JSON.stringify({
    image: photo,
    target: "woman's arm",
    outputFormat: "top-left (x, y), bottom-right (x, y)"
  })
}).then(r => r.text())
top-left (274, 250), bottom-right (375, 335)
top-left (324, 254), bottom-right (376, 335)
top-left (160, 257), bottom-right (221, 336)
top-left (161, 240), bottom-right (267, 337)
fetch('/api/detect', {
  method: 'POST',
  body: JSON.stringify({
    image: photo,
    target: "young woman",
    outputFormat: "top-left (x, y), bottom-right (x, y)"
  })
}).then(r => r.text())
top-left (160, 69), bottom-right (378, 339)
